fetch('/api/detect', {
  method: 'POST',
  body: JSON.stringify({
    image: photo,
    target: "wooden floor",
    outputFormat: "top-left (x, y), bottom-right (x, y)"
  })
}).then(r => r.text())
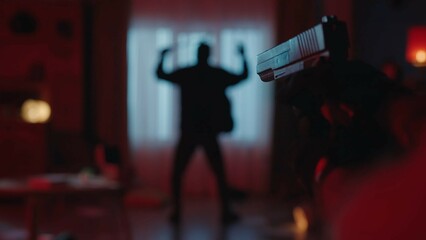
top-left (0, 196), bottom-right (318, 240)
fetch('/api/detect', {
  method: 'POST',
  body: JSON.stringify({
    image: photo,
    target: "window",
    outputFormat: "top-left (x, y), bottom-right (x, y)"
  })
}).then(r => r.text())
top-left (127, 25), bottom-right (274, 149)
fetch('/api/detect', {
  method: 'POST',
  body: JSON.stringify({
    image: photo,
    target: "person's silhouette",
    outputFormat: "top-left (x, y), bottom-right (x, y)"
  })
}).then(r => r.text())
top-left (156, 42), bottom-right (248, 224)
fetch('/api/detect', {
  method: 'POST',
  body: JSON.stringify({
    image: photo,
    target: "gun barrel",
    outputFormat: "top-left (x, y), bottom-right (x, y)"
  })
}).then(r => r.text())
top-left (257, 16), bottom-right (348, 82)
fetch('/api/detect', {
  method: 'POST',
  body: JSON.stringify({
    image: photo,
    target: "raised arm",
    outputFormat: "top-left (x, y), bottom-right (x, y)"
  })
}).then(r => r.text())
top-left (238, 44), bottom-right (249, 79)
top-left (156, 48), bottom-right (180, 83)
top-left (225, 44), bottom-right (249, 86)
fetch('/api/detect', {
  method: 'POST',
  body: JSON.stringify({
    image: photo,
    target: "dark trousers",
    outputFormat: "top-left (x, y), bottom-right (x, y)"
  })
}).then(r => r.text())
top-left (171, 131), bottom-right (231, 215)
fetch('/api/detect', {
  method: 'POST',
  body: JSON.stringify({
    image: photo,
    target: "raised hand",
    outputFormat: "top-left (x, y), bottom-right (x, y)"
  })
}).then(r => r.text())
top-left (161, 48), bottom-right (171, 57)
top-left (237, 44), bottom-right (245, 55)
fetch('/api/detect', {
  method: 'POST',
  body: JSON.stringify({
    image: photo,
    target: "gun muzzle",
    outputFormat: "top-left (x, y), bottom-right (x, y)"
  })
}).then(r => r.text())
top-left (257, 16), bottom-right (349, 82)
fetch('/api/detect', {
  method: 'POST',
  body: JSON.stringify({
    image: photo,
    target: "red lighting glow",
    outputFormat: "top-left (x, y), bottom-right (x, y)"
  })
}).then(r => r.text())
top-left (406, 27), bottom-right (426, 67)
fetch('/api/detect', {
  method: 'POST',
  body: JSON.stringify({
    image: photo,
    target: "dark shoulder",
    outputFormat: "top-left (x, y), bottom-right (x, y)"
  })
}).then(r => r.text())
top-left (171, 66), bottom-right (195, 78)
top-left (174, 66), bottom-right (194, 74)
top-left (208, 65), bottom-right (232, 75)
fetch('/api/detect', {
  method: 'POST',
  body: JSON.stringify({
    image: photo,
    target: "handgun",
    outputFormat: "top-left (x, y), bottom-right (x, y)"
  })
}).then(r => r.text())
top-left (256, 16), bottom-right (349, 82)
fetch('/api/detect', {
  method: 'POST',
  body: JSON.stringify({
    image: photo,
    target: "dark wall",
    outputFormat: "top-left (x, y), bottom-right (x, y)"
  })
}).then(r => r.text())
top-left (353, 0), bottom-right (426, 76)
top-left (0, 0), bottom-right (130, 176)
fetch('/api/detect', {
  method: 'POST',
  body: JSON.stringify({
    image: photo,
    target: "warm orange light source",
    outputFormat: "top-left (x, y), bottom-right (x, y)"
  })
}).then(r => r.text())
top-left (21, 99), bottom-right (51, 123)
top-left (415, 50), bottom-right (426, 64)
top-left (293, 206), bottom-right (309, 233)
top-left (406, 27), bottom-right (426, 67)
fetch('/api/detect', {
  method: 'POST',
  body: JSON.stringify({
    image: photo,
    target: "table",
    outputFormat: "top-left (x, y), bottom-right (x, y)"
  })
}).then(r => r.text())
top-left (0, 174), bottom-right (132, 240)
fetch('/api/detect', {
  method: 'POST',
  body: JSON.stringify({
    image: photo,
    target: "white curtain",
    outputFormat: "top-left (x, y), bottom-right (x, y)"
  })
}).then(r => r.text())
top-left (128, 0), bottom-right (276, 195)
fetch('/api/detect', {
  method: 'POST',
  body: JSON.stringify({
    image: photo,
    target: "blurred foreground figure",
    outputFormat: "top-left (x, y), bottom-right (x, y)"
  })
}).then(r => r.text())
top-left (279, 60), bottom-right (413, 236)
top-left (257, 16), bottom-right (420, 238)
top-left (282, 60), bottom-right (408, 193)
top-left (330, 95), bottom-right (426, 240)
top-left (156, 42), bottom-right (248, 224)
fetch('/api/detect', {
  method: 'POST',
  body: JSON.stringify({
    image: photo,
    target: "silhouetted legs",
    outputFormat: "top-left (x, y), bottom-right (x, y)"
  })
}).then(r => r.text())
top-left (171, 134), bottom-right (197, 222)
top-left (170, 132), bottom-right (236, 224)
top-left (199, 134), bottom-right (234, 219)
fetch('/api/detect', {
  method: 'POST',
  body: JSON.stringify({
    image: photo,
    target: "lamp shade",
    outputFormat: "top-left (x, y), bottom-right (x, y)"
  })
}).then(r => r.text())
top-left (406, 26), bottom-right (426, 67)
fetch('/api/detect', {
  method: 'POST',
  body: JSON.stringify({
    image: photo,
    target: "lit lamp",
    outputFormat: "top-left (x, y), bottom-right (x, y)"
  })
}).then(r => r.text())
top-left (406, 26), bottom-right (426, 67)
top-left (21, 99), bottom-right (51, 123)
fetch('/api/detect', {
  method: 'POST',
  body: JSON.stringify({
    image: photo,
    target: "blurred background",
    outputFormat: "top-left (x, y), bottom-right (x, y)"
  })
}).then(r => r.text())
top-left (1, 0), bottom-right (426, 239)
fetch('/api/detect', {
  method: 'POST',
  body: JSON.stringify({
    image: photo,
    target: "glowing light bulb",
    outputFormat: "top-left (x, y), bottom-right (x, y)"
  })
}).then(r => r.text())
top-left (21, 99), bottom-right (51, 123)
top-left (415, 50), bottom-right (426, 64)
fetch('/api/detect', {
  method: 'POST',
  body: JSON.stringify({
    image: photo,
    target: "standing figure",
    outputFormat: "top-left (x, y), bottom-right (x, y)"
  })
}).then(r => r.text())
top-left (156, 42), bottom-right (248, 224)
